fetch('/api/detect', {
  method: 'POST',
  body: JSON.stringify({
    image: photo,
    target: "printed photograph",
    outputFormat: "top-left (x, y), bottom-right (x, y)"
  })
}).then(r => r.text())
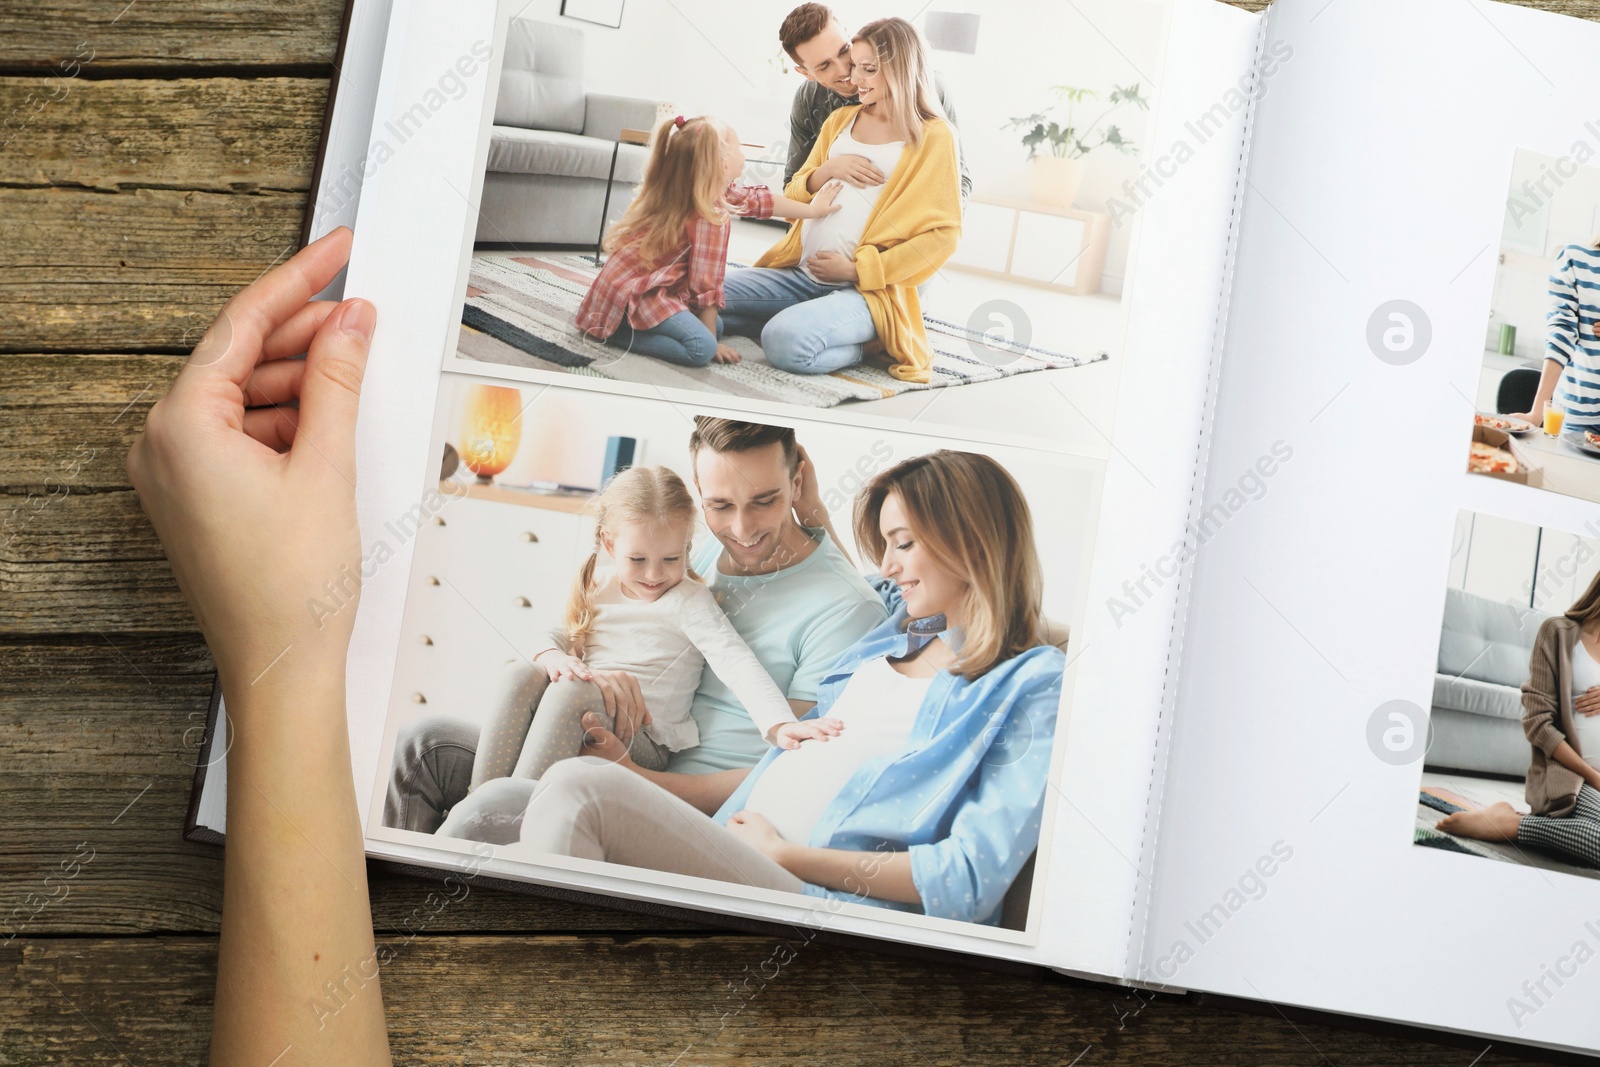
top-left (1465, 148), bottom-right (1600, 502)
top-left (371, 375), bottom-right (1098, 937)
top-left (447, 0), bottom-right (1166, 426)
top-left (1414, 508), bottom-right (1600, 881)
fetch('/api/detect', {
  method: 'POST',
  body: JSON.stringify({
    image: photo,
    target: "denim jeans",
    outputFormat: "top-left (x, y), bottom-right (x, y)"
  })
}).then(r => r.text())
top-left (604, 310), bottom-right (723, 368)
top-left (384, 714), bottom-right (479, 835)
top-left (722, 267), bottom-right (877, 375)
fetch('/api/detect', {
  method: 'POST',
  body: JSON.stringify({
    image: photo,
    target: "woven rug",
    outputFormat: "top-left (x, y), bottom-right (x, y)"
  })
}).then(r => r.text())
top-left (456, 252), bottom-right (1108, 408)
top-left (1413, 785), bottom-right (1600, 879)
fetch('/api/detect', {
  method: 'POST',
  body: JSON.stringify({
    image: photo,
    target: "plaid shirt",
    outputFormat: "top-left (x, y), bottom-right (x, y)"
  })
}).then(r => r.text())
top-left (576, 183), bottom-right (774, 339)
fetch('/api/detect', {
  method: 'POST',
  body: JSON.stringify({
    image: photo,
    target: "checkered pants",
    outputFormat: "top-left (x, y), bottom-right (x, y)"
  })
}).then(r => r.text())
top-left (1517, 783), bottom-right (1600, 868)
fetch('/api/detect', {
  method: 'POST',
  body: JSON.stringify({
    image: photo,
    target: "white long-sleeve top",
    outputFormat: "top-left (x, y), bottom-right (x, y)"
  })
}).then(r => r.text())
top-left (544, 572), bottom-right (794, 752)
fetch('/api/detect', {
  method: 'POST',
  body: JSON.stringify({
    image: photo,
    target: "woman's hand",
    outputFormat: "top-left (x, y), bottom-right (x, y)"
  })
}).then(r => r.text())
top-left (791, 443), bottom-right (827, 529)
top-left (713, 343), bottom-right (742, 365)
top-left (789, 442), bottom-right (854, 565)
top-left (726, 810), bottom-right (791, 863)
top-left (588, 668), bottom-right (651, 742)
top-left (537, 650), bottom-right (593, 683)
top-left (127, 226), bottom-right (395, 1065)
top-left (126, 226), bottom-right (374, 688)
top-left (1577, 685), bottom-right (1600, 716)
top-left (817, 154), bottom-right (886, 190)
top-left (805, 251), bottom-right (859, 285)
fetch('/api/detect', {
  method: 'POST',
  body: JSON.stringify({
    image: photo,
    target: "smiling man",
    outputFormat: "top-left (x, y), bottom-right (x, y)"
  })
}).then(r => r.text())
top-left (665, 417), bottom-right (886, 786)
top-left (383, 416), bottom-right (888, 835)
top-left (781, 3), bottom-right (972, 203)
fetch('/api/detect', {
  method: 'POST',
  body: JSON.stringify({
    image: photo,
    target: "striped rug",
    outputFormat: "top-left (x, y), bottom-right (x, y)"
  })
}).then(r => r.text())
top-left (457, 252), bottom-right (1108, 409)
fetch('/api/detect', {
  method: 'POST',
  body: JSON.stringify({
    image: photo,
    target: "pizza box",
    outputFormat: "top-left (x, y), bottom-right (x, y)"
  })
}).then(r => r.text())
top-left (1470, 424), bottom-right (1544, 487)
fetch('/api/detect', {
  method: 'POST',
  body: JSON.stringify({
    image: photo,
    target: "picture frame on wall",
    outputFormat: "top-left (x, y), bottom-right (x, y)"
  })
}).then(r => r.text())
top-left (560, 0), bottom-right (625, 29)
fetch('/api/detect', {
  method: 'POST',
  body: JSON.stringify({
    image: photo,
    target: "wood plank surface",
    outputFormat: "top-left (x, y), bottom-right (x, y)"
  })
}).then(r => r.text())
top-left (4, 0), bottom-right (1598, 1062)
top-left (0, 2), bottom-right (345, 71)
top-left (0, 936), bottom-right (1547, 1065)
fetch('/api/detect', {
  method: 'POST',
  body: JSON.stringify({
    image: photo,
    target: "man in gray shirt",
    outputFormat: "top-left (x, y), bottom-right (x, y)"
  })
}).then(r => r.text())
top-left (779, 3), bottom-right (971, 205)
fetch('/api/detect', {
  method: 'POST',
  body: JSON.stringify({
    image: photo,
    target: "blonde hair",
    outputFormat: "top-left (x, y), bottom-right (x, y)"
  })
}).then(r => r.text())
top-left (603, 115), bottom-right (736, 264)
top-left (852, 17), bottom-right (945, 148)
top-left (563, 466), bottom-right (701, 656)
top-left (853, 450), bottom-right (1044, 680)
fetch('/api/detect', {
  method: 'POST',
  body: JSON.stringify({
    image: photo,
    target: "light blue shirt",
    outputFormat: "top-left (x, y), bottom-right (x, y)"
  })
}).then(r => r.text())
top-left (666, 528), bottom-right (888, 775)
top-left (713, 598), bottom-right (1066, 926)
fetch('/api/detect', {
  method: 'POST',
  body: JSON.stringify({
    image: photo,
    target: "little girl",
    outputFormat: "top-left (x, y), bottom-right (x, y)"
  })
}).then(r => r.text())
top-left (575, 114), bottom-right (843, 368)
top-left (500, 465), bottom-right (842, 780)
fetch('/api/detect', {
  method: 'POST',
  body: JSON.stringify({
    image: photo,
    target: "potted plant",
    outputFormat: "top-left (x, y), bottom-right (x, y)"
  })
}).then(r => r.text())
top-left (1005, 84), bottom-right (1148, 208)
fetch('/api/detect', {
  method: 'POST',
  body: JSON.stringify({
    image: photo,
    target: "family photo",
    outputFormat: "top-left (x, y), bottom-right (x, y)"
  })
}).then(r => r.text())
top-left (373, 377), bottom-right (1095, 934)
top-left (1414, 509), bottom-right (1600, 881)
top-left (1465, 148), bottom-right (1600, 501)
top-left (450, 0), bottom-right (1164, 436)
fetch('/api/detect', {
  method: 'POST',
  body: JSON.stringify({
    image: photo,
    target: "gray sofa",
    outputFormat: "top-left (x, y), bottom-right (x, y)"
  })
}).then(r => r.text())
top-left (476, 18), bottom-right (660, 247)
top-left (1428, 587), bottom-right (1546, 776)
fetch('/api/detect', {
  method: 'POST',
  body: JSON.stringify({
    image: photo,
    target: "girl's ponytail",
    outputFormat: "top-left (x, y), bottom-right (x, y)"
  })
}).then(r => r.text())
top-left (603, 114), bottom-right (735, 264)
top-left (562, 550), bottom-right (601, 658)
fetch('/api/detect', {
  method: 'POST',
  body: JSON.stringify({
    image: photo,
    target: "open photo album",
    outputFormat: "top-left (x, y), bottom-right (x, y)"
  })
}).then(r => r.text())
top-left (187, 0), bottom-right (1600, 1055)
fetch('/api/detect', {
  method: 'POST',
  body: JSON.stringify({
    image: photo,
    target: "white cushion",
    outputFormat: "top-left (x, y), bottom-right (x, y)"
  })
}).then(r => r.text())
top-left (485, 126), bottom-right (649, 183)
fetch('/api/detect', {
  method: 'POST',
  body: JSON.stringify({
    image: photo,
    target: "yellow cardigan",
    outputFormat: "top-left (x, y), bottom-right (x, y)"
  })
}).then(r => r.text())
top-left (755, 106), bottom-right (962, 383)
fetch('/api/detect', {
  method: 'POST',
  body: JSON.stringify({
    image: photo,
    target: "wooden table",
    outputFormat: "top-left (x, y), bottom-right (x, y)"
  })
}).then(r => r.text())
top-left (0, 1), bottom-right (1586, 1061)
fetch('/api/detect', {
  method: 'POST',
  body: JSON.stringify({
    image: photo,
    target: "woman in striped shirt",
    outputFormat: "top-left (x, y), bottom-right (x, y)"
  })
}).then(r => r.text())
top-left (1508, 238), bottom-right (1600, 432)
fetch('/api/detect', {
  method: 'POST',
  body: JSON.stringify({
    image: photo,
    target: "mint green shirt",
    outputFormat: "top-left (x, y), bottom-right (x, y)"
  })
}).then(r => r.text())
top-left (668, 528), bottom-right (888, 775)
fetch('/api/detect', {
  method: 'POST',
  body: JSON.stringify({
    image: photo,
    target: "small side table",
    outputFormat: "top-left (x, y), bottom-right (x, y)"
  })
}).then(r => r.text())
top-left (946, 195), bottom-right (1111, 296)
top-left (594, 127), bottom-right (652, 266)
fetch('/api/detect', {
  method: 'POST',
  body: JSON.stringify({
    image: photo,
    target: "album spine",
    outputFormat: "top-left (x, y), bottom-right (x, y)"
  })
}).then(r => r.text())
top-left (1119, 5), bottom-right (1275, 988)
top-left (300, 0), bottom-right (362, 249)
top-left (184, 0), bottom-right (363, 845)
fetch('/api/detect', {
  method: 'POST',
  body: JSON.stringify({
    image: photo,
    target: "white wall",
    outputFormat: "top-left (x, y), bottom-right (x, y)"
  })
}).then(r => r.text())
top-left (1488, 148), bottom-right (1600, 360)
top-left (511, 0), bottom-right (1166, 290)
top-left (1449, 509), bottom-right (1600, 615)
top-left (442, 374), bottom-right (1097, 622)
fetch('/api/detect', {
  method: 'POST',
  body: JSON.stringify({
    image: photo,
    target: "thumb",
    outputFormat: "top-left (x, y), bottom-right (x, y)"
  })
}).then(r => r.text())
top-left (293, 297), bottom-right (375, 486)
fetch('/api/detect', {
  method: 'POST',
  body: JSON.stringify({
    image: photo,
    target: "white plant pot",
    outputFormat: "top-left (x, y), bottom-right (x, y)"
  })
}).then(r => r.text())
top-left (1031, 155), bottom-right (1085, 209)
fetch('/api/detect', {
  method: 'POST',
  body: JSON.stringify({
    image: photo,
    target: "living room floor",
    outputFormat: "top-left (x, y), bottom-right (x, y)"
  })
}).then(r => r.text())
top-left (1416, 769), bottom-right (1600, 880)
top-left (725, 219), bottom-right (1126, 454)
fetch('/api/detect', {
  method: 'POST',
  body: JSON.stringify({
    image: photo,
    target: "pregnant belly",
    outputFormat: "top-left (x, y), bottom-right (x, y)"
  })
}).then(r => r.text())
top-left (800, 184), bottom-right (882, 269)
top-left (1572, 706), bottom-right (1600, 764)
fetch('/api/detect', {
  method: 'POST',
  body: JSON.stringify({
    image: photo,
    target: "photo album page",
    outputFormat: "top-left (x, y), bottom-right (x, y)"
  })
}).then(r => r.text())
top-left (1139, 0), bottom-right (1600, 1055)
top-left (319, 0), bottom-right (1263, 977)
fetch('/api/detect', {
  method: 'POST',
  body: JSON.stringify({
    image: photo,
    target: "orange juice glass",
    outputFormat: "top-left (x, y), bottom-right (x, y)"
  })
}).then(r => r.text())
top-left (1545, 405), bottom-right (1566, 436)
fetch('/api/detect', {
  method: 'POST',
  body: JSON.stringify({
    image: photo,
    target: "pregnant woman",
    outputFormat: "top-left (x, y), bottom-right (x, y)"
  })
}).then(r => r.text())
top-left (1438, 570), bottom-right (1600, 867)
top-left (721, 16), bottom-right (962, 383)
top-left (511, 449), bottom-right (1064, 926)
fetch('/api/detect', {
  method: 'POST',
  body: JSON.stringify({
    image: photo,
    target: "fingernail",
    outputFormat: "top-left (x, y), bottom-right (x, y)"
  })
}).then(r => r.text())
top-left (335, 299), bottom-right (376, 343)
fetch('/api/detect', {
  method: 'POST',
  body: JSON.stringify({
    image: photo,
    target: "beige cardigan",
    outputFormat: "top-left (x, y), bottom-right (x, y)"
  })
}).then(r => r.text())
top-left (1522, 615), bottom-right (1591, 816)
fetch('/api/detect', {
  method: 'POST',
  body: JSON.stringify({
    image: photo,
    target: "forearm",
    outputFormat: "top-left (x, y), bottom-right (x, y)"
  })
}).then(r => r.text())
top-left (1552, 738), bottom-right (1600, 787)
top-left (1531, 359), bottom-right (1563, 413)
top-left (696, 304), bottom-right (719, 334)
top-left (213, 663), bottom-right (390, 1065)
top-left (770, 193), bottom-right (827, 220)
top-left (627, 765), bottom-right (749, 816)
top-left (776, 843), bottom-right (921, 905)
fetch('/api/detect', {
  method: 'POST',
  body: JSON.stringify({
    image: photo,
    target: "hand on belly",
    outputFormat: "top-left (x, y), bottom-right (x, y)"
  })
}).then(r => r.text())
top-left (806, 250), bottom-right (859, 284)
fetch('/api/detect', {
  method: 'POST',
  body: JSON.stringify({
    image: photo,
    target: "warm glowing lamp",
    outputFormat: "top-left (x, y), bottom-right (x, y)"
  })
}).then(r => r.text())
top-left (457, 385), bottom-right (523, 483)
